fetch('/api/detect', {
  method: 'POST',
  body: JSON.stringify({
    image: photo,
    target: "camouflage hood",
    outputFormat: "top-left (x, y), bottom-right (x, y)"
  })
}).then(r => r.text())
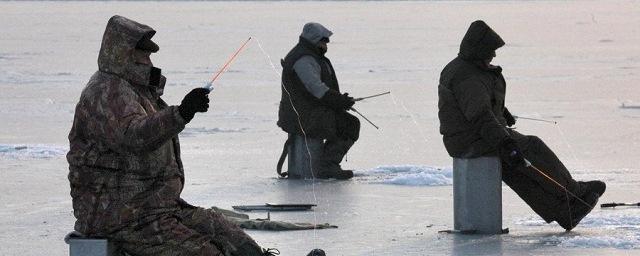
top-left (98, 15), bottom-right (156, 86)
top-left (458, 20), bottom-right (505, 61)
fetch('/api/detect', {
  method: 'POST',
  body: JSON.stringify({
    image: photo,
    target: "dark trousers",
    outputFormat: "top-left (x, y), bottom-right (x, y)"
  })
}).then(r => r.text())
top-left (501, 130), bottom-right (580, 223)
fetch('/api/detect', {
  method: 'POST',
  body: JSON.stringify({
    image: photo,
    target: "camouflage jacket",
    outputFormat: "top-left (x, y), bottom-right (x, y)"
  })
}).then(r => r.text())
top-left (67, 16), bottom-right (187, 236)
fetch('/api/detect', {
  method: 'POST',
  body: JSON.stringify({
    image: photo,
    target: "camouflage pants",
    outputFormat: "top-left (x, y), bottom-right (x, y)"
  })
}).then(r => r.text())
top-left (110, 207), bottom-right (263, 256)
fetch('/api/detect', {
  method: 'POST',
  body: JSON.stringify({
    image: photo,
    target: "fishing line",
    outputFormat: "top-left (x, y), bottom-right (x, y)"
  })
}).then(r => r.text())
top-left (526, 160), bottom-right (594, 208)
top-left (255, 37), bottom-right (319, 246)
top-left (389, 91), bottom-right (429, 146)
top-left (554, 124), bottom-right (581, 169)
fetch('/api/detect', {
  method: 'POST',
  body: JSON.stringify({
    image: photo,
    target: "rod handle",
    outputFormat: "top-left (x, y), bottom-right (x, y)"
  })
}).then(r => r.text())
top-left (600, 203), bottom-right (619, 208)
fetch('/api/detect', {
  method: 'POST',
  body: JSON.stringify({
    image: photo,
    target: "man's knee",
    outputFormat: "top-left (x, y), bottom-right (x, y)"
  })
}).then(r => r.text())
top-left (337, 112), bottom-right (360, 141)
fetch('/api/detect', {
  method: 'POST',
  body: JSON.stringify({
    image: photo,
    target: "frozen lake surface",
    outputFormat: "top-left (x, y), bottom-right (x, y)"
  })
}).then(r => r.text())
top-left (1, 1), bottom-right (639, 255)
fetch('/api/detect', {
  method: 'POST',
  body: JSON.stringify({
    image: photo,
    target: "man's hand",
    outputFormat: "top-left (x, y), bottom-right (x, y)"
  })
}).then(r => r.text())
top-left (178, 88), bottom-right (210, 123)
top-left (321, 90), bottom-right (355, 111)
top-left (499, 137), bottom-right (526, 169)
top-left (504, 108), bottom-right (516, 127)
top-left (341, 93), bottom-right (355, 110)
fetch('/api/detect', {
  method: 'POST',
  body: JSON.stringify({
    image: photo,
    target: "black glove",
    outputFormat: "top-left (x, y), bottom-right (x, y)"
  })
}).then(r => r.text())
top-left (499, 137), bottom-right (526, 169)
top-left (504, 108), bottom-right (516, 127)
top-left (178, 88), bottom-right (210, 123)
top-left (320, 90), bottom-right (355, 111)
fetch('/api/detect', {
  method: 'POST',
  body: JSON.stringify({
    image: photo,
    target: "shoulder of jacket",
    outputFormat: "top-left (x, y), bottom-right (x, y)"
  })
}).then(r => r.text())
top-left (84, 71), bottom-right (140, 102)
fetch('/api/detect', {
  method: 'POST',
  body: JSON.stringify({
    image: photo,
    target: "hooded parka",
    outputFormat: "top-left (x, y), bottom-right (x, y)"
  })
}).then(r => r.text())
top-left (437, 20), bottom-right (590, 227)
top-left (68, 15), bottom-right (261, 256)
top-left (278, 23), bottom-right (344, 139)
top-left (438, 20), bottom-right (510, 158)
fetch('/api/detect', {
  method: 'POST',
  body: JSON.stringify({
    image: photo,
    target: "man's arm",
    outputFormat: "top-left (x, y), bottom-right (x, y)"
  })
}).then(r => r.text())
top-left (293, 56), bottom-right (330, 99)
top-left (92, 83), bottom-right (186, 153)
top-left (453, 77), bottom-right (509, 148)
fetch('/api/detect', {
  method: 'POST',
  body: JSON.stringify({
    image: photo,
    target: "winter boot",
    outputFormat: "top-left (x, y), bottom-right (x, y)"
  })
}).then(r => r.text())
top-left (307, 249), bottom-right (326, 256)
top-left (314, 139), bottom-right (354, 180)
top-left (579, 180), bottom-right (606, 196)
top-left (556, 191), bottom-right (600, 231)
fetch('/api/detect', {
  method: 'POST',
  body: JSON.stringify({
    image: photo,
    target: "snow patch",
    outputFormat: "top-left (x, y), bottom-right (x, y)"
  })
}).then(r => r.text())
top-left (0, 144), bottom-right (67, 159)
top-left (355, 165), bottom-right (452, 186)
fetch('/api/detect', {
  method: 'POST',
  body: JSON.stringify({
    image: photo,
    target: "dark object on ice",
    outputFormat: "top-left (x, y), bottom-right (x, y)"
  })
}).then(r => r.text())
top-left (438, 20), bottom-right (607, 232)
top-left (65, 231), bottom-right (118, 256)
top-left (232, 203), bottom-right (317, 212)
top-left (307, 249), bottom-right (326, 256)
top-left (438, 228), bottom-right (509, 235)
top-left (621, 103), bottom-right (640, 109)
top-left (601, 202), bottom-right (640, 208)
top-left (277, 22), bottom-right (359, 180)
top-left (438, 229), bottom-right (478, 235)
top-left (178, 87), bottom-right (210, 123)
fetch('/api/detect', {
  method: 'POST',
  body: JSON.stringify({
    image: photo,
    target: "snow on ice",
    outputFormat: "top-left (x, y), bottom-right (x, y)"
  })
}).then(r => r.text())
top-left (0, 144), bottom-right (67, 159)
top-left (355, 165), bottom-right (453, 186)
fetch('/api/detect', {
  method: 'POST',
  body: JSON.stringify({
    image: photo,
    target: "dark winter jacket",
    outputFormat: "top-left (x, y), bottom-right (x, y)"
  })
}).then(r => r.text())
top-left (278, 33), bottom-right (340, 138)
top-left (67, 15), bottom-right (187, 236)
top-left (438, 20), bottom-right (511, 158)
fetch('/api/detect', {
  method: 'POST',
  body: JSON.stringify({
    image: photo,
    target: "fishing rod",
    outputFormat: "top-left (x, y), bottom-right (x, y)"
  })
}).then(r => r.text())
top-left (350, 107), bottom-right (379, 130)
top-left (601, 202), bottom-right (640, 208)
top-left (204, 37), bottom-right (253, 91)
top-left (524, 159), bottom-right (594, 208)
top-left (513, 115), bottom-right (557, 124)
top-left (354, 91), bottom-right (391, 102)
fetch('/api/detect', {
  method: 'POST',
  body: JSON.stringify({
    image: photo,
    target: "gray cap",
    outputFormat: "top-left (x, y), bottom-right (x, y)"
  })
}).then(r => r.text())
top-left (300, 22), bottom-right (333, 45)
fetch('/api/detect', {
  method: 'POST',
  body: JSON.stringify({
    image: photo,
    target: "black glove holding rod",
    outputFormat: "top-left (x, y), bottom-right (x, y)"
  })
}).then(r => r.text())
top-left (178, 88), bottom-right (210, 123)
top-left (499, 137), bottom-right (526, 169)
top-left (320, 89), bottom-right (355, 111)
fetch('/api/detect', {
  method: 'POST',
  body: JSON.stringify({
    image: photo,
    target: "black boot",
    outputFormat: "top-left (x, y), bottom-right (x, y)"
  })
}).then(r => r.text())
top-left (307, 249), bottom-right (326, 256)
top-left (556, 191), bottom-right (600, 231)
top-left (579, 180), bottom-right (606, 196)
top-left (314, 139), bottom-right (354, 180)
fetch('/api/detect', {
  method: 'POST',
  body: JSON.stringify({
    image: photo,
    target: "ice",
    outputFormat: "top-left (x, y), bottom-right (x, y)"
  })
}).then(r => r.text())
top-left (355, 165), bottom-right (452, 186)
top-left (180, 127), bottom-right (250, 137)
top-left (0, 144), bottom-right (67, 159)
top-left (539, 232), bottom-right (640, 250)
top-left (1, 1), bottom-right (640, 255)
top-left (515, 209), bottom-right (640, 249)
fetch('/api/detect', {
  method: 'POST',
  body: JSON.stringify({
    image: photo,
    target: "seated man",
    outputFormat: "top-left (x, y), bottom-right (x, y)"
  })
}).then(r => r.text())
top-left (437, 20), bottom-right (606, 231)
top-left (278, 22), bottom-right (360, 180)
top-left (67, 15), bottom-right (323, 256)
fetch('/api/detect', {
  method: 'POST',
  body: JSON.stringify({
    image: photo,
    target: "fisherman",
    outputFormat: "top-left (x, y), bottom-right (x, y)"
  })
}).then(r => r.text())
top-left (437, 20), bottom-right (606, 231)
top-left (278, 22), bottom-right (360, 180)
top-left (67, 15), bottom-right (324, 256)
